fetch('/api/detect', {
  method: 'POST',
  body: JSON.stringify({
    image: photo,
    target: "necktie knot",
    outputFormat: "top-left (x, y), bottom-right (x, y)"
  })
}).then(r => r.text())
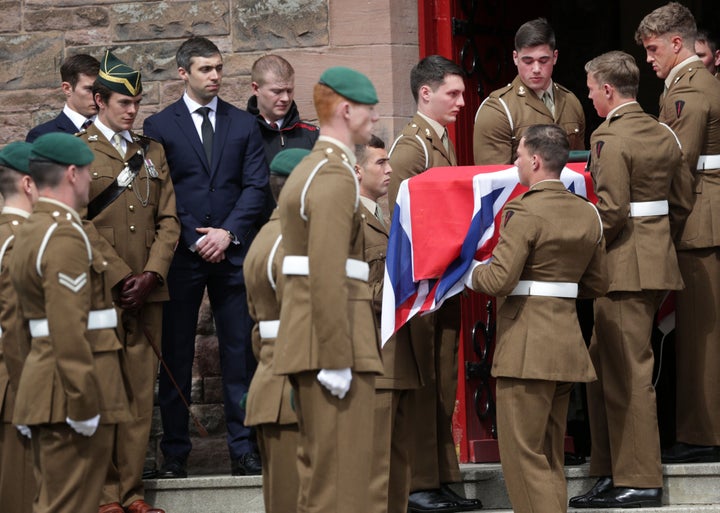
top-left (111, 133), bottom-right (125, 158)
top-left (269, 121), bottom-right (279, 130)
top-left (81, 118), bottom-right (93, 130)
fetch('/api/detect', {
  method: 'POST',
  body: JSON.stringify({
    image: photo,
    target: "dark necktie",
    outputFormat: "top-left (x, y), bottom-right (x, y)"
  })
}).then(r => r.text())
top-left (81, 118), bottom-right (93, 130)
top-left (270, 122), bottom-right (279, 130)
top-left (197, 107), bottom-right (214, 163)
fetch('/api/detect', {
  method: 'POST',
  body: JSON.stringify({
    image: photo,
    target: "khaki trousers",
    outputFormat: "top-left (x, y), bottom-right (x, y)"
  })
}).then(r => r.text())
top-left (496, 378), bottom-right (573, 513)
top-left (102, 303), bottom-right (161, 506)
top-left (34, 423), bottom-right (114, 513)
top-left (587, 290), bottom-right (663, 487)
top-left (292, 371), bottom-right (376, 513)
top-left (257, 422), bottom-right (300, 513)
top-left (0, 421), bottom-right (34, 513)
top-left (676, 248), bottom-right (720, 445)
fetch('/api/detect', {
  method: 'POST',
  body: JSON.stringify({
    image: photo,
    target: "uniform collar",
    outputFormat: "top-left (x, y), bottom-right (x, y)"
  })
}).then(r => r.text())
top-left (36, 197), bottom-right (82, 223)
top-left (416, 111), bottom-right (446, 140)
top-left (665, 55), bottom-right (703, 90)
top-left (318, 135), bottom-right (357, 167)
top-left (1, 206), bottom-right (31, 219)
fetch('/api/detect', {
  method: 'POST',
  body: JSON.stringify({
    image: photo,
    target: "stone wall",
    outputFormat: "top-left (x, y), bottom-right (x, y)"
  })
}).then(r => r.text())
top-left (0, 0), bottom-right (420, 475)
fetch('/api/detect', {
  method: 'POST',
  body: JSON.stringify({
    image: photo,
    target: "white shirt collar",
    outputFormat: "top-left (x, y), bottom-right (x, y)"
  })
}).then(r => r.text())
top-left (183, 93), bottom-right (218, 115)
top-left (1, 206), bottom-right (31, 219)
top-left (94, 118), bottom-right (131, 144)
top-left (62, 105), bottom-right (94, 131)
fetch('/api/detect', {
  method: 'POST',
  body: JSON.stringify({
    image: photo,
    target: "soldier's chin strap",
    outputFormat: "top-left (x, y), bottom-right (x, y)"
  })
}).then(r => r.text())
top-left (86, 151), bottom-right (145, 220)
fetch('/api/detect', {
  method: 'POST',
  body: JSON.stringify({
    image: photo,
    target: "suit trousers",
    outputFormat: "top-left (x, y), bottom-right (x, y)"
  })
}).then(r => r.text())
top-left (587, 290), bottom-right (663, 487)
top-left (496, 378), bottom-right (573, 513)
top-left (292, 371), bottom-right (375, 513)
top-left (102, 303), bottom-right (162, 506)
top-left (33, 423), bottom-right (114, 513)
top-left (257, 422), bottom-right (300, 513)
top-left (160, 252), bottom-right (257, 463)
top-left (370, 389), bottom-right (413, 513)
top-left (675, 248), bottom-right (720, 445)
top-left (409, 296), bottom-right (461, 491)
top-left (0, 422), bottom-right (34, 513)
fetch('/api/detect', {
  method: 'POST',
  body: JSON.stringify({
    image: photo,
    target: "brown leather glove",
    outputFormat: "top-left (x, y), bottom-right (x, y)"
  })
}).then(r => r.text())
top-left (119, 272), bottom-right (160, 310)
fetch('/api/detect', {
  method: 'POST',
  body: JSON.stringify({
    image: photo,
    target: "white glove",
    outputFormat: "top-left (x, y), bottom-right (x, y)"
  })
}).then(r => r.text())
top-left (15, 424), bottom-right (31, 439)
top-left (317, 368), bottom-right (352, 399)
top-left (66, 414), bottom-right (100, 437)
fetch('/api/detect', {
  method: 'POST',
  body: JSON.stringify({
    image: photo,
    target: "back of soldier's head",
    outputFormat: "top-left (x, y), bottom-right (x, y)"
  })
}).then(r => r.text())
top-left (523, 124), bottom-right (569, 175)
top-left (585, 51), bottom-right (640, 99)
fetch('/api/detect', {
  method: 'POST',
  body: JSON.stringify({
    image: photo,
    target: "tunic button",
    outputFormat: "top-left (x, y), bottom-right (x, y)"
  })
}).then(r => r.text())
top-left (102, 261), bottom-right (108, 266)
top-left (205, 214), bottom-right (211, 220)
top-left (129, 205), bottom-right (135, 212)
top-left (128, 184), bottom-right (133, 190)
top-left (129, 225), bottom-right (136, 232)
top-left (92, 172), bottom-right (99, 178)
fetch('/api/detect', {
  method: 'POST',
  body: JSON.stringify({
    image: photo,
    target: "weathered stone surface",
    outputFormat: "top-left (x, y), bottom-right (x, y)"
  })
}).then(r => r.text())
top-left (0, 33), bottom-right (64, 90)
top-left (0, 112), bottom-right (33, 145)
top-left (203, 376), bottom-right (224, 404)
top-left (0, 2), bottom-right (22, 34)
top-left (65, 28), bottom-right (113, 47)
top-left (186, 435), bottom-right (229, 475)
top-left (25, 6), bottom-right (109, 31)
top-left (0, 87), bottom-right (63, 114)
top-left (191, 403), bottom-right (226, 435)
top-left (195, 335), bottom-right (221, 376)
top-left (232, 0), bottom-right (328, 52)
top-left (112, 1), bottom-right (230, 42)
top-left (197, 291), bottom-right (214, 335)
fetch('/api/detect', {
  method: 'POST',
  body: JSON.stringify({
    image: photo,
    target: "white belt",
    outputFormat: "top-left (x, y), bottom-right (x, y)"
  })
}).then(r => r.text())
top-left (258, 320), bottom-right (280, 339)
top-left (282, 255), bottom-right (369, 282)
top-left (29, 308), bottom-right (117, 338)
top-left (629, 200), bottom-right (668, 217)
top-left (697, 155), bottom-right (720, 170)
top-left (509, 280), bottom-right (578, 298)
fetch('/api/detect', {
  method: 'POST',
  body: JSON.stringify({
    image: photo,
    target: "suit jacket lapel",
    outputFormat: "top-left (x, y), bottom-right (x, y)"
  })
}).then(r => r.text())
top-left (172, 100), bottom-right (211, 174)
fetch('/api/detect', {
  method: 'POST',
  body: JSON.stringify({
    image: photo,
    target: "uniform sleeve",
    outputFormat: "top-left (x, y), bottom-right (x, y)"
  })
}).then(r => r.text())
top-left (473, 97), bottom-right (514, 165)
top-left (470, 202), bottom-right (535, 296)
top-left (388, 134), bottom-right (428, 211)
top-left (306, 168), bottom-right (355, 368)
top-left (668, 151), bottom-right (694, 241)
top-left (42, 225), bottom-right (100, 421)
top-left (590, 137), bottom-right (631, 245)
top-left (144, 147), bottom-right (180, 279)
top-left (0, 238), bottom-right (28, 388)
top-left (578, 235), bottom-right (608, 298)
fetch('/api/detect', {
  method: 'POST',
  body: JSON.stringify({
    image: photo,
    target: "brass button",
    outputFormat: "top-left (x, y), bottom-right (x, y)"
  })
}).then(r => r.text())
top-left (128, 184), bottom-right (133, 190)
top-left (129, 225), bottom-right (136, 232)
top-left (129, 205), bottom-right (135, 212)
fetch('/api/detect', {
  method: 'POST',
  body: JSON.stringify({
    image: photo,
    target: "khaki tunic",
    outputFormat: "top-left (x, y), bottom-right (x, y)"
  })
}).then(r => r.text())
top-left (470, 180), bottom-right (606, 513)
top-left (0, 211), bottom-right (34, 513)
top-left (658, 59), bottom-right (720, 445)
top-left (388, 113), bottom-right (462, 489)
top-left (473, 76), bottom-right (585, 165)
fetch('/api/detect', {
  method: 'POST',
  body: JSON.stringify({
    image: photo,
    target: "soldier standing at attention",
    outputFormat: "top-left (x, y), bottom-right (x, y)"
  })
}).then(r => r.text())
top-left (273, 67), bottom-right (383, 513)
top-left (473, 18), bottom-right (585, 166)
top-left (0, 142), bottom-right (37, 513)
top-left (26, 54), bottom-right (100, 142)
top-left (570, 50), bottom-right (692, 508)
top-left (243, 148), bottom-right (308, 513)
top-left (635, 2), bottom-right (720, 465)
top-left (388, 55), bottom-right (480, 513)
top-left (9, 132), bottom-right (132, 513)
top-left (466, 124), bottom-right (607, 513)
top-left (79, 50), bottom-right (179, 513)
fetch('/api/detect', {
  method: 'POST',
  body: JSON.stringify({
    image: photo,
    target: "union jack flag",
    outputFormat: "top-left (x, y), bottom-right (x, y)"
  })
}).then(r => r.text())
top-left (380, 162), bottom-right (594, 344)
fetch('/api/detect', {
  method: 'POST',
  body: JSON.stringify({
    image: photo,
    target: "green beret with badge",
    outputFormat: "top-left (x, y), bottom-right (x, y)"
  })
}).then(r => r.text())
top-left (97, 50), bottom-right (142, 97)
top-left (31, 133), bottom-right (95, 166)
top-left (0, 141), bottom-right (33, 175)
top-left (270, 148), bottom-right (310, 176)
top-left (319, 66), bottom-right (378, 105)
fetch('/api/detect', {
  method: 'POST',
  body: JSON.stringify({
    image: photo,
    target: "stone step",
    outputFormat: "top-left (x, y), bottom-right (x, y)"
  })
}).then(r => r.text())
top-left (144, 462), bottom-right (720, 513)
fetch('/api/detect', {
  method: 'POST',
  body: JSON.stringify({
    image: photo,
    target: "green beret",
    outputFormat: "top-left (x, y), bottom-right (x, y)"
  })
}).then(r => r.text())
top-left (97, 50), bottom-right (142, 97)
top-left (270, 148), bottom-right (310, 176)
top-left (319, 67), bottom-right (378, 105)
top-left (0, 141), bottom-right (33, 175)
top-left (31, 133), bottom-right (94, 167)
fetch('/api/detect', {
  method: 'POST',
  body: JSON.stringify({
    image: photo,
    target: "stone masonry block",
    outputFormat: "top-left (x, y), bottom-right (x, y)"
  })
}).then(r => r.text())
top-left (232, 0), bottom-right (328, 52)
top-left (0, 2), bottom-right (21, 34)
top-left (24, 6), bottom-right (109, 32)
top-left (0, 33), bottom-right (64, 90)
top-left (195, 334), bottom-right (221, 376)
top-left (112, 1), bottom-right (230, 42)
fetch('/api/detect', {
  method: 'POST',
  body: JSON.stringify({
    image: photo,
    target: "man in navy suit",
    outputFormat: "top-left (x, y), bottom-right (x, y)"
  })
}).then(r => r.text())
top-left (143, 36), bottom-right (269, 478)
top-left (26, 54), bottom-right (99, 142)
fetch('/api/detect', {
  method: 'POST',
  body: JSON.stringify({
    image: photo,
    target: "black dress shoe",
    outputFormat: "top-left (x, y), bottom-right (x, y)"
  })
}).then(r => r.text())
top-left (142, 467), bottom-right (158, 480)
top-left (156, 458), bottom-right (187, 479)
top-left (231, 452), bottom-right (262, 476)
top-left (586, 486), bottom-right (662, 508)
top-left (662, 442), bottom-right (720, 463)
top-left (569, 476), bottom-right (613, 508)
top-left (440, 484), bottom-right (482, 511)
top-left (408, 489), bottom-right (459, 512)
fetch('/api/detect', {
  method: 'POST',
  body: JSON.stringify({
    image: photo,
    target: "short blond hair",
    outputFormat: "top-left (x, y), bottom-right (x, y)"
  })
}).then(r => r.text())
top-left (585, 51), bottom-right (639, 99)
top-left (635, 2), bottom-right (697, 46)
top-left (251, 54), bottom-right (294, 85)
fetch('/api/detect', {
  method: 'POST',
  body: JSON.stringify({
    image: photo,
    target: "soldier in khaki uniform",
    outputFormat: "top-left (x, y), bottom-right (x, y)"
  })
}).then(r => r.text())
top-left (9, 132), bottom-right (133, 513)
top-left (570, 51), bottom-right (693, 509)
top-left (0, 142), bottom-right (37, 513)
top-left (467, 124), bottom-right (606, 513)
top-left (635, 3), bottom-right (720, 464)
top-left (388, 55), bottom-right (480, 513)
top-left (244, 148), bottom-right (308, 513)
top-left (78, 51), bottom-right (179, 513)
top-left (274, 67), bottom-right (383, 513)
top-left (473, 18), bottom-right (585, 166)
